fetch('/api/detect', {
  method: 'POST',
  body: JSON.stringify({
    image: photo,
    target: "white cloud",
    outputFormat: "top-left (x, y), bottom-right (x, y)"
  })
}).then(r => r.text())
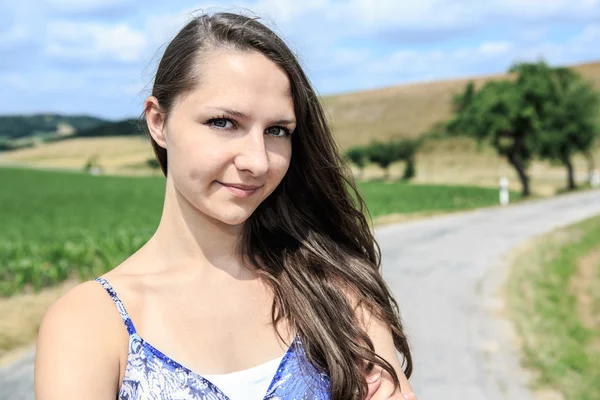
top-left (508, 23), bottom-right (600, 65)
top-left (251, 0), bottom-right (328, 23)
top-left (327, 0), bottom-right (467, 31)
top-left (0, 70), bottom-right (86, 92)
top-left (492, 0), bottom-right (600, 20)
top-left (41, 0), bottom-right (139, 17)
top-left (45, 21), bottom-right (146, 63)
top-left (518, 27), bottom-right (551, 43)
top-left (580, 23), bottom-right (600, 43)
top-left (479, 41), bottom-right (513, 56)
top-left (314, 22), bottom-right (600, 94)
top-left (245, 0), bottom-right (600, 43)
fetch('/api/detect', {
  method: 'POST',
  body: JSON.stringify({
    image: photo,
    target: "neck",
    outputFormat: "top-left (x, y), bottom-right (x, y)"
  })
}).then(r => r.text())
top-left (144, 177), bottom-right (252, 280)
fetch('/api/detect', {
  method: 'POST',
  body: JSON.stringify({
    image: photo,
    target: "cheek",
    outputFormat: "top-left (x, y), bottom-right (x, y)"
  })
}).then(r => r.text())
top-left (170, 141), bottom-right (229, 188)
top-left (268, 147), bottom-right (292, 183)
top-left (186, 150), bottom-right (229, 184)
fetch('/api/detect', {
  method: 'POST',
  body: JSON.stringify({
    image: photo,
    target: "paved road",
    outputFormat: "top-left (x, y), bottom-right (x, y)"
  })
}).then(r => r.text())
top-left (2, 189), bottom-right (600, 400)
top-left (376, 189), bottom-right (600, 399)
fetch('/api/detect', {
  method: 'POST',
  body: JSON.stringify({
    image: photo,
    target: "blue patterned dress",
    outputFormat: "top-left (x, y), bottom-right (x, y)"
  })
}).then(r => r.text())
top-left (95, 277), bottom-right (331, 400)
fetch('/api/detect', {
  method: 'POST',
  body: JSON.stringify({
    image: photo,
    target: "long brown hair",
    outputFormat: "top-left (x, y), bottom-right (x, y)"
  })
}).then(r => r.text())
top-left (143, 11), bottom-right (412, 399)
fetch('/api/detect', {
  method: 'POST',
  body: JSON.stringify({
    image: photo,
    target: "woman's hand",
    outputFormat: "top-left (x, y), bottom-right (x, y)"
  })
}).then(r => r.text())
top-left (366, 367), bottom-right (417, 400)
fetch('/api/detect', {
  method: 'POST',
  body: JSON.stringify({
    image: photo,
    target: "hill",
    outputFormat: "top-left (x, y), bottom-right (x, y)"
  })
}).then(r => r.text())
top-left (323, 60), bottom-right (600, 149)
top-left (0, 114), bottom-right (107, 140)
top-left (75, 118), bottom-right (143, 137)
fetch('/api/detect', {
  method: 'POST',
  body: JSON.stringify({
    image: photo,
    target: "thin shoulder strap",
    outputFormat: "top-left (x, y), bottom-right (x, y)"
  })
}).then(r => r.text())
top-left (94, 277), bottom-right (137, 335)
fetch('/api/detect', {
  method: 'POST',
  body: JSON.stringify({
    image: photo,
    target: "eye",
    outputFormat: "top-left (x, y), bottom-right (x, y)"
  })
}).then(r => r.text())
top-left (207, 117), bottom-right (235, 129)
top-left (266, 126), bottom-right (292, 138)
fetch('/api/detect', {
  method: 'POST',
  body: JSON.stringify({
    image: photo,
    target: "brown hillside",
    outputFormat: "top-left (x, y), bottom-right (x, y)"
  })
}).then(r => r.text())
top-left (324, 60), bottom-right (600, 149)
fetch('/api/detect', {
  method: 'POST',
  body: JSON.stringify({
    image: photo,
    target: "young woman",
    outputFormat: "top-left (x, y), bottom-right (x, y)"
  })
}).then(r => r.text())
top-left (34, 11), bottom-right (416, 400)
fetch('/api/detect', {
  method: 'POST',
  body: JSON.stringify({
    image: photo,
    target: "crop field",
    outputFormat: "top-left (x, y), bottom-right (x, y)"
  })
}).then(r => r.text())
top-left (0, 167), bottom-right (163, 296)
top-left (0, 166), bottom-right (512, 297)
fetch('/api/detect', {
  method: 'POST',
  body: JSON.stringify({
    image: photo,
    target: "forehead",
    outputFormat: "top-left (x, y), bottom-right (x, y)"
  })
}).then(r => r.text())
top-left (180, 50), bottom-right (294, 113)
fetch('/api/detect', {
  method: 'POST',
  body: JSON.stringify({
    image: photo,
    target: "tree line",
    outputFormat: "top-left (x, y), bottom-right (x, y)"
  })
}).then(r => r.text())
top-left (447, 60), bottom-right (599, 196)
top-left (344, 137), bottom-right (423, 181)
top-left (0, 114), bottom-right (106, 140)
top-left (344, 60), bottom-right (600, 196)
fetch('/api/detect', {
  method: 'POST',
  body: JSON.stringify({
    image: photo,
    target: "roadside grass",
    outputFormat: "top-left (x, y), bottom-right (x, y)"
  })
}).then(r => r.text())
top-left (505, 214), bottom-right (600, 400)
top-left (357, 180), bottom-right (520, 218)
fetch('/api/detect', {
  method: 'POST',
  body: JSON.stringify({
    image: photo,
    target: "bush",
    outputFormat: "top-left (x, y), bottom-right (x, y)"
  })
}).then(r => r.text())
top-left (344, 146), bottom-right (368, 169)
top-left (83, 154), bottom-right (100, 173)
top-left (146, 158), bottom-right (160, 169)
top-left (367, 140), bottom-right (397, 172)
top-left (366, 138), bottom-right (422, 180)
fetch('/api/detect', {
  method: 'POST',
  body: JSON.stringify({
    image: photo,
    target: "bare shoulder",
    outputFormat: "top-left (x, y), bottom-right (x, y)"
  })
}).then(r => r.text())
top-left (342, 286), bottom-right (414, 393)
top-left (37, 279), bottom-right (127, 340)
top-left (34, 280), bottom-right (125, 399)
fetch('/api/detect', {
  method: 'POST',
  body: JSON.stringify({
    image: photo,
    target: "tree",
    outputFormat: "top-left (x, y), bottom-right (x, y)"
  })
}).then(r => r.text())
top-left (146, 158), bottom-right (161, 170)
top-left (365, 138), bottom-right (423, 180)
top-left (367, 140), bottom-right (397, 179)
top-left (344, 146), bottom-right (368, 179)
top-left (391, 138), bottom-right (422, 180)
top-left (447, 78), bottom-right (539, 197)
top-left (535, 67), bottom-right (600, 190)
top-left (446, 60), bottom-right (600, 196)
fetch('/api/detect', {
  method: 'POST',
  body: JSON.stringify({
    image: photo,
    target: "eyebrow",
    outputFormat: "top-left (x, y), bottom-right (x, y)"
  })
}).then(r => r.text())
top-left (207, 107), bottom-right (296, 125)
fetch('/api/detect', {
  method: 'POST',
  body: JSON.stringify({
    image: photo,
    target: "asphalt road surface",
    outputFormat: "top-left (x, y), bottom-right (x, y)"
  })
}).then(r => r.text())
top-left (377, 189), bottom-right (600, 399)
top-left (1, 189), bottom-right (599, 400)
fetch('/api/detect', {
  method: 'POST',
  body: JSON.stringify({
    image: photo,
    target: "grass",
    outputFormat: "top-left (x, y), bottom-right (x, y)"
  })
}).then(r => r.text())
top-left (0, 167), bottom-right (163, 297)
top-left (0, 166), bottom-right (514, 298)
top-left (505, 214), bottom-right (600, 400)
top-left (0, 280), bottom-right (77, 362)
top-left (356, 180), bottom-right (519, 217)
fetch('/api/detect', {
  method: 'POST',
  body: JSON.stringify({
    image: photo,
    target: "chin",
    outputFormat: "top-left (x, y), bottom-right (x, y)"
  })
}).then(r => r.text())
top-left (219, 215), bottom-right (251, 226)
top-left (210, 207), bottom-right (256, 227)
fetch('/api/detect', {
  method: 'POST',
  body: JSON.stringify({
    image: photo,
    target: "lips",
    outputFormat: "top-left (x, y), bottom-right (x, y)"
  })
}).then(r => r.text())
top-left (220, 183), bottom-right (262, 190)
top-left (218, 181), bottom-right (263, 197)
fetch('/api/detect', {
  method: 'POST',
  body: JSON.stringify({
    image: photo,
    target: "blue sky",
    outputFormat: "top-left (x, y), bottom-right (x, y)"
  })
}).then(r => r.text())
top-left (1, 0), bottom-right (599, 120)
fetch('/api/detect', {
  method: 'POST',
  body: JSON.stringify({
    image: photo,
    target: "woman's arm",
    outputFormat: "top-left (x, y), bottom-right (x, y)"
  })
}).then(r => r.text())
top-left (364, 313), bottom-right (415, 399)
top-left (34, 281), bottom-right (122, 400)
top-left (346, 289), bottom-right (415, 400)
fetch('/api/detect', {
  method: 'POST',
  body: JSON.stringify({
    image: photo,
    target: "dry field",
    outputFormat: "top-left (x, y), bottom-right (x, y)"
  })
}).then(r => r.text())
top-left (1, 60), bottom-right (599, 195)
top-left (0, 136), bottom-right (160, 176)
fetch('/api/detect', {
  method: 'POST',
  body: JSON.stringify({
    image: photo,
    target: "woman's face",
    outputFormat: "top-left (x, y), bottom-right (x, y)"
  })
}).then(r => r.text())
top-left (150, 50), bottom-right (295, 226)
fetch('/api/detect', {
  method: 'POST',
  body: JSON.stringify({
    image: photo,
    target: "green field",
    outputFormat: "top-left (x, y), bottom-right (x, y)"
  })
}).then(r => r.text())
top-left (357, 180), bottom-right (519, 217)
top-left (1, 167), bottom-right (163, 296)
top-left (0, 167), bottom-right (515, 297)
top-left (506, 215), bottom-right (600, 399)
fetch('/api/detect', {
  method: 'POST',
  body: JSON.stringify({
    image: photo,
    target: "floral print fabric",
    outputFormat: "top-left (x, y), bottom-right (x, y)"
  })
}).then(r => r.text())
top-left (95, 277), bottom-right (331, 400)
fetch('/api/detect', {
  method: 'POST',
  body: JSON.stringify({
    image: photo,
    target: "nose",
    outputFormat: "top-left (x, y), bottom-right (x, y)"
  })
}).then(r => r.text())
top-left (234, 128), bottom-right (269, 177)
